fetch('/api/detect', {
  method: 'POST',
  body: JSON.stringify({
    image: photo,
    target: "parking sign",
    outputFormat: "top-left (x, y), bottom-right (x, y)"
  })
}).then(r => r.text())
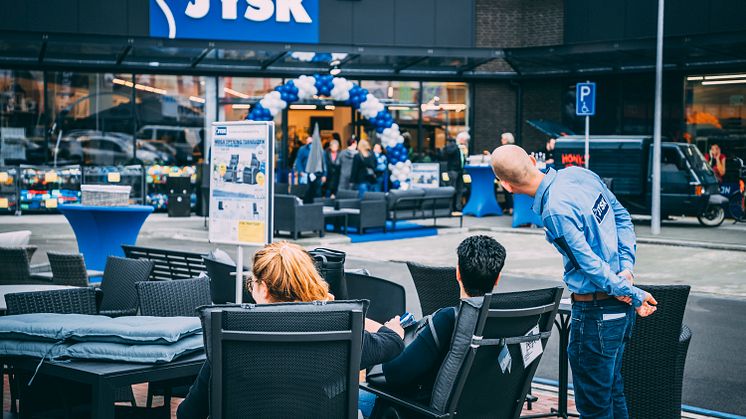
top-left (576, 82), bottom-right (596, 116)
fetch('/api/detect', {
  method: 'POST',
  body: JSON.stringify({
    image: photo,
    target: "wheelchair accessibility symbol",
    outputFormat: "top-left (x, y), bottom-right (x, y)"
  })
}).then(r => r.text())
top-left (576, 82), bottom-right (596, 117)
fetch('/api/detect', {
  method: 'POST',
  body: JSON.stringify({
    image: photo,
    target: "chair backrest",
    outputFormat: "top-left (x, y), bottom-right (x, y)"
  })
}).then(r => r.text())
top-left (405, 261), bottom-right (460, 316)
top-left (122, 245), bottom-right (207, 281)
top-left (387, 189), bottom-right (426, 211)
top-left (98, 256), bottom-right (154, 314)
top-left (47, 252), bottom-right (89, 287)
top-left (203, 256), bottom-right (255, 304)
top-left (345, 272), bottom-right (405, 323)
top-left (622, 284), bottom-right (691, 419)
top-left (136, 277), bottom-right (211, 317)
top-left (6, 287), bottom-right (102, 315)
top-left (0, 246), bottom-right (36, 284)
top-left (423, 187), bottom-right (456, 210)
top-left (200, 301), bottom-right (364, 419)
top-left (429, 287), bottom-right (563, 419)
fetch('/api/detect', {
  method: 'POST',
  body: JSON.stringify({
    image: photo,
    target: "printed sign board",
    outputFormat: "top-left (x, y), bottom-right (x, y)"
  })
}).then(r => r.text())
top-left (576, 82), bottom-right (596, 116)
top-left (410, 163), bottom-right (440, 189)
top-left (208, 121), bottom-right (274, 246)
top-left (150, 0), bottom-right (319, 43)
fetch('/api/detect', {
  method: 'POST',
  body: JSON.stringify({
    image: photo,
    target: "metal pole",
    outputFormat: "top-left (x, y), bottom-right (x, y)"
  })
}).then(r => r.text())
top-left (651, 0), bottom-right (665, 235)
top-left (584, 115), bottom-right (590, 169)
top-left (235, 245), bottom-right (244, 304)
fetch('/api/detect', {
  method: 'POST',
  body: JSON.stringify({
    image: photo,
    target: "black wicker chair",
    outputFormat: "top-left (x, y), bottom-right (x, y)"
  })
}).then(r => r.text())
top-left (405, 262), bottom-right (460, 316)
top-left (5, 287), bottom-right (101, 315)
top-left (47, 252), bottom-right (103, 287)
top-left (136, 277), bottom-right (211, 407)
top-left (0, 246), bottom-right (51, 285)
top-left (621, 284), bottom-right (692, 419)
top-left (345, 272), bottom-right (406, 323)
top-left (122, 245), bottom-right (208, 281)
top-left (200, 301), bottom-right (365, 418)
top-left (99, 256), bottom-right (155, 317)
top-left (274, 194), bottom-right (325, 239)
top-left (362, 287), bottom-right (563, 419)
top-left (202, 256), bottom-right (254, 304)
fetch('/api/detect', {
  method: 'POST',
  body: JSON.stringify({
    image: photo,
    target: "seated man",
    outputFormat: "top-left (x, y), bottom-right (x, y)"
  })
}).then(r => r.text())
top-left (382, 235), bottom-right (506, 401)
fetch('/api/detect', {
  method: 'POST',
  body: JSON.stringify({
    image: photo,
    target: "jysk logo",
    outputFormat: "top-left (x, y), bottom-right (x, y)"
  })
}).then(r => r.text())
top-left (215, 127), bottom-right (228, 135)
top-left (151, 0), bottom-right (319, 43)
top-left (592, 193), bottom-right (609, 224)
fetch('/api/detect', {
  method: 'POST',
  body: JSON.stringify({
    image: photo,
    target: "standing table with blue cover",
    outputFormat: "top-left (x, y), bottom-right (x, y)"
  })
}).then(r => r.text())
top-left (58, 205), bottom-right (154, 271)
top-left (463, 165), bottom-right (503, 217)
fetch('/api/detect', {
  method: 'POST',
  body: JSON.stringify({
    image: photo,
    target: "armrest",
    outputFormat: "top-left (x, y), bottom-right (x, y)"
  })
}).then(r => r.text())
top-left (335, 198), bottom-right (361, 210)
top-left (359, 382), bottom-right (451, 419)
top-left (314, 197), bottom-right (334, 206)
top-left (29, 263), bottom-right (51, 274)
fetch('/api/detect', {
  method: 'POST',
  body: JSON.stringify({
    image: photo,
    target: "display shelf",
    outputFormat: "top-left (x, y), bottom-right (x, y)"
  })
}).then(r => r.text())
top-left (83, 165), bottom-right (145, 205)
top-left (18, 165), bottom-right (81, 213)
top-left (0, 166), bottom-right (19, 214)
top-left (145, 165), bottom-right (197, 211)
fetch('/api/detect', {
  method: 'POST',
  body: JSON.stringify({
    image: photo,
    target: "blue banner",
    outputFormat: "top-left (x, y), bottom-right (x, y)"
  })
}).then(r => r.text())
top-left (150, 0), bottom-right (319, 43)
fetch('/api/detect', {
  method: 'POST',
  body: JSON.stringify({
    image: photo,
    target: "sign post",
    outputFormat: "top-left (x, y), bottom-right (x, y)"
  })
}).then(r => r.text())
top-left (208, 121), bottom-right (274, 303)
top-left (576, 82), bottom-right (596, 169)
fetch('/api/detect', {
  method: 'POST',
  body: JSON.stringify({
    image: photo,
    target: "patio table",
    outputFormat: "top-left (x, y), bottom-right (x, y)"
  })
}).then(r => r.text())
top-left (7, 351), bottom-right (205, 418)
top-left (58, 204), bottom-right (153, 271)
top-left (462, 165), bottom-right (503, 217)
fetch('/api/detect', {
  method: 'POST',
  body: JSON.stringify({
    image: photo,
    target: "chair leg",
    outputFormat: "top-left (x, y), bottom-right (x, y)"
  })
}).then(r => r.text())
top-left (293, 231), bottom-right (298, 240)
top-left (147, 386), bottom-right (154, 408)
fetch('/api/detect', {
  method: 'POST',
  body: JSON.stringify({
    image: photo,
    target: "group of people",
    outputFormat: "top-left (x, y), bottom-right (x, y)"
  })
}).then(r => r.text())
top-left (294, 134), bottom-right (389, 200)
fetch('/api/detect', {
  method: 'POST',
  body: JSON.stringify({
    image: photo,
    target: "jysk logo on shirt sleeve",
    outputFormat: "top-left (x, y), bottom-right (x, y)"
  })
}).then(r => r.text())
top-left (592, 193), bottom-right (610, 223)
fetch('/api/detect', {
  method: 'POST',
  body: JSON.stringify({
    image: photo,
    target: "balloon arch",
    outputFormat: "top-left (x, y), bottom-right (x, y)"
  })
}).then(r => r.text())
top-left (245, 74), bottom-right (411, 188)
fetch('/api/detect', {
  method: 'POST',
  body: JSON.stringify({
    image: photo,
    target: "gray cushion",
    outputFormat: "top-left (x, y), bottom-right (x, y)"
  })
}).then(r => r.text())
top-left (387, 189), bottom-right (426, 210)
top-left (0, 230), bottom-right (31, 246)
top-left (363, 191), bottom-right (386, 201)
top-left (423, 187), bottom-right (455, 198)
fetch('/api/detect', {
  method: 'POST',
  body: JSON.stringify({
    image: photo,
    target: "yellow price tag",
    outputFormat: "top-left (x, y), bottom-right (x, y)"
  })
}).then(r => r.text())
top-left (0, 172), bottom-right (7, 183)
top-left (256, 172), bottom-right (265, 186)
top-left (463, 174), bottom-right (472, 184)
top-left (107, 172), bottom-right (121, 183)
top-left (45, 199), bottom-right (58, 209)
top-left (45, 171), bottom-right (59, 183)
top-left (0, 198), bottom-right (8, 209)
top-left (238, 220), bottom-right (264, 243)
top-left (441, 172), bottom-right (450, 182)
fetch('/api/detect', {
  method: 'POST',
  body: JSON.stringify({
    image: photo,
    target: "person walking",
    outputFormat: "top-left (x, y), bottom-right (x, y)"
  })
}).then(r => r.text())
top-left (490, 145), bottom-right (657, 419)
top-left (301, 124), bottom-right (326, 203)
top-left (325, 136), bottom-right (342, 197)
top-left (338, 137), bottom-right (358, 191)
top-left (351, 139), bottom-right (377, 199)
top-left (293, 136), bottom-right (313, 184)
top-left (373, 143), bottom-right (388, 192)
top-left (443, 135), bottom-right (466, 210)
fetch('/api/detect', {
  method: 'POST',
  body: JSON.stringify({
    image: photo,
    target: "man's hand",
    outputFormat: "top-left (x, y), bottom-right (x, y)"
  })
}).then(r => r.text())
top-left (635, 292), bottom-right (658, 317)
top-left (614, 270), bottom-right (635, 304)
top-left (384, 316), bottom-right (404, 339)
top-left (321, 176), bottom-right (327, 183)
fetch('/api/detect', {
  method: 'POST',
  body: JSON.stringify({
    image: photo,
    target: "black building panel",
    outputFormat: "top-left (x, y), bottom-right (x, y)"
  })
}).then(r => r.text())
top-left (587, 0), bottom-right (624, 42)
top-left (78, 0), bottom-right (128, 36)
top-left (319, 0), bottom-right (354, 45)
top-left (434, 0), bottom-right (473, 47)
top-left (28, 0), bottom-right (79, 33)
top-left (0, 0), bottom-right (30, 31)
top-left (623, 0), bottom-right (656, 39)
top-left (395, 0), bottom-right (435, 47)
top-left (564, 0), bottom-right (590, 43)
top-left (352, 0), bottom-right (395, 45)
top-left (128, 0), bottom-right (150, 37)
top-left (709, 0), bottom-right (746, 33)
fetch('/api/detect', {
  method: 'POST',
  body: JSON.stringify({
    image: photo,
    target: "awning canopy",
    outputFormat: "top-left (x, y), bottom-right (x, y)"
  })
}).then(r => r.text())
top-left (0, 29), bottom-right (744, 79)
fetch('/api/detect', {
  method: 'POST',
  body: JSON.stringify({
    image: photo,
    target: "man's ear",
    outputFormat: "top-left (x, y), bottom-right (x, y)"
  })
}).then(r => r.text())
top-left (529, 154), bottom-right (537, 166)
top-left (494, 273), bottom-right (501, 287)
top-left (456, 265), bottom-right (462, 283)
top-left (500, 180), bottom-right (514, 194)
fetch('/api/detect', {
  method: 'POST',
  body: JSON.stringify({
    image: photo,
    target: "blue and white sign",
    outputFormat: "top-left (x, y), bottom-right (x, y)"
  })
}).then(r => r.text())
top-left (150, 0), bottom-right (319, 43)
top-left (576, 82), bottom-right (596, 116)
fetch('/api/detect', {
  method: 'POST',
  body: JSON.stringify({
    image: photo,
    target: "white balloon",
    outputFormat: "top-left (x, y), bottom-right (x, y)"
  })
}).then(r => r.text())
top-left (395, 161), bottom-right (404, 169)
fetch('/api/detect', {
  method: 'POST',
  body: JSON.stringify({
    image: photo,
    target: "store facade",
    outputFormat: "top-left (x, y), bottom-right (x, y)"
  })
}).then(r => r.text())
top-left (0, 0), bottom-right (744, 212)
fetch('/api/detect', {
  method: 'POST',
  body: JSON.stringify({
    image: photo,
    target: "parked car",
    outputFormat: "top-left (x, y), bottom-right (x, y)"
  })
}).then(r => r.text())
top-left (55, 131), bottom-right (163, 165)
top-left (555, 136), bottom-right (728, 227)
top-left (137, 125), bottom-right (202, 165)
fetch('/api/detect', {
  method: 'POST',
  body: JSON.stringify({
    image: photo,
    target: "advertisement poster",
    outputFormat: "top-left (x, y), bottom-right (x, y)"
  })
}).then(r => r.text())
top-left (209, 121), bottom-right (274, 246)
top-left (411, 163), bottom-right (441, 189)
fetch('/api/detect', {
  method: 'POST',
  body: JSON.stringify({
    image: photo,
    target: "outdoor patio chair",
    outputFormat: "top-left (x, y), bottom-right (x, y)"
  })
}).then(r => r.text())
top-left (622, 284), bottom-right (692, 419)
top-left (200, 300), bottom-right (365, 418)
top-left (98, 256), bottom-right (155, 317)
top-left (362, 287), bottom-right (563, 419)
top-left (0, 246), bottom-right (51, 285)
top-left (345, 272), bottom-right (406, 323)
top-left (136, 277), bottom-right (211, 408)
top-left (46, 252), bottom-right (104, 287)
top-left (405, 262), bottom-right (460, 316)
top-left (122, 245), bottom-right (208, 281)
top-left (203, 256), bottom-right (254, 304)
top-left (274, 194), bottom-right (325, 239)
top-left (5, 287), bottom-right (101, 315)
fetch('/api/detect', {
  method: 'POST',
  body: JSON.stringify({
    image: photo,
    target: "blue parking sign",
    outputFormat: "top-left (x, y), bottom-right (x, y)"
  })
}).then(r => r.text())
top-left (576, 82), bottom-right (596, 116)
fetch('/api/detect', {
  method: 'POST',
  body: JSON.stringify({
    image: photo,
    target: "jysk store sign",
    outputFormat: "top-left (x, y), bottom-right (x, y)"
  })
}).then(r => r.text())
top-left (150, 0), bottom-right (319, 43)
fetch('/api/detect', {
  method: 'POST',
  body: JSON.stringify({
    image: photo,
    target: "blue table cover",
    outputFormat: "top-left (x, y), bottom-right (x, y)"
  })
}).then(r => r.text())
top-left (463, 165), bottom-right (503, 217)
top-left (58, 204), bottom-right (153, 271)
top-left (512, 194), bottom-right (544, 227)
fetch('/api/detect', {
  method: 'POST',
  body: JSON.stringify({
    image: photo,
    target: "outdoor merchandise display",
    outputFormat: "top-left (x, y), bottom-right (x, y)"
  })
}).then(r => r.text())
top-left (82, 165), bottom-right (145, 205)
top-left (0, 166), bottom-right (18, 214)
top-left (18, 165), bottom-right (82, 213)
top-left (145, 165), bottom-right (197, 211)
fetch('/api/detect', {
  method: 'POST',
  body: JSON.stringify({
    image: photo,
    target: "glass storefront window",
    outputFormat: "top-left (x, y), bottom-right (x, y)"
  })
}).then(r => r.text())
top-left (421, 82), bottom-right (469, 161)
top-left (135, 74), bottom-right (206, 165)
top-left (360, 80), bottom-right (420, 155)
top-left (686, 74), bottom-right (746, 169)
top-left (49, 72), bottom-right (135, 166)
top-left (0, 70), bottom-right (46, 165)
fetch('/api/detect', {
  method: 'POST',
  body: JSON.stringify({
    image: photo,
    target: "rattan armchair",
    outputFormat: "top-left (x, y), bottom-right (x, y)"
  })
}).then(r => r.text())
top-left (47, 252), bottom-right (104, 287)
top-left (0, 246), bottom-right (51, 285)
top-left (5, 287), bottom-right (101, 315)
top-left (98, 256), bottom-right (155, 317)
top-left (405, 261), bottom-right (461, 316)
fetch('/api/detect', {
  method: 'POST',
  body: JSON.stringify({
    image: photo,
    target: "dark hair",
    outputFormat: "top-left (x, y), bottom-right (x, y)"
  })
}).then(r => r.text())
top-left (456, 235), bottom-right (506, 297)
top-left (347, 137), bottom-right (357, 147)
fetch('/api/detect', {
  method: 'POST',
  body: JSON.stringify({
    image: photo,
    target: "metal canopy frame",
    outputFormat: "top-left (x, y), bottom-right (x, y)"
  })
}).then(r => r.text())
top-left (0, 29), bottom-right (745, 80)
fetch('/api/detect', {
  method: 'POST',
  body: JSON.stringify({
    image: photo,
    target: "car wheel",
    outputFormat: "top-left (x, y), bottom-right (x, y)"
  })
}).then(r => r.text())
top-left (697, 205), bottom-right (725, 227)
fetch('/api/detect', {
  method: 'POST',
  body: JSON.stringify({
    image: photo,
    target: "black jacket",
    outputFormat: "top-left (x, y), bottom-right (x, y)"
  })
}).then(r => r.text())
top-left (176, 327), bottom-right (404, 419)
top-left (442, 141), bottom-right (463, 173)
top-left (351, 153), bottom-right (377, 185)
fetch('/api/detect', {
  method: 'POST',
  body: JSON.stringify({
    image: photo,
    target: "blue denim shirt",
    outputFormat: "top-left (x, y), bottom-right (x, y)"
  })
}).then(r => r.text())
top-left (532, 167), bottom-right (646, 307)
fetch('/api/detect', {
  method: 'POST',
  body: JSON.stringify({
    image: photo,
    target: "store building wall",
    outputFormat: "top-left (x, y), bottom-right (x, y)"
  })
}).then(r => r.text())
top-left (521, 80), bottom-right (565, 153)
top-left (472, 82), bottom-right (516, 154)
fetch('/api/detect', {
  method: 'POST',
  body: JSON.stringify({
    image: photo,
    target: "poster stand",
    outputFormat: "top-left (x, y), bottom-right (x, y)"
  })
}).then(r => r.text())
top-left (208, 121), bottom-right (275, 303)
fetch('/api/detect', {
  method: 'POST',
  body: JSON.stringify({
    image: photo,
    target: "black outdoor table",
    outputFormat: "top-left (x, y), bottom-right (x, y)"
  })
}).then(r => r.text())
top-left (323, 207), bottom-right (349, 233)
top-left (7, 351), bottom-right (205, 418)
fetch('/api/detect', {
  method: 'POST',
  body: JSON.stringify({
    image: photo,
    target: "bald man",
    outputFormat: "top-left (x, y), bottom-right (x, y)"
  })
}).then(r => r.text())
top-left (491, 145), bottom-right (657, 419)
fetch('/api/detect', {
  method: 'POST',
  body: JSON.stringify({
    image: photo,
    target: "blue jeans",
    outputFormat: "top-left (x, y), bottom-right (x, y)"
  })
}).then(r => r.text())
top-left (568, 298), bottom-right (635, 419)
top-left (356, 183), bottom-right (371, 199)
top-left (358, 389), bottom-right (376, 418)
